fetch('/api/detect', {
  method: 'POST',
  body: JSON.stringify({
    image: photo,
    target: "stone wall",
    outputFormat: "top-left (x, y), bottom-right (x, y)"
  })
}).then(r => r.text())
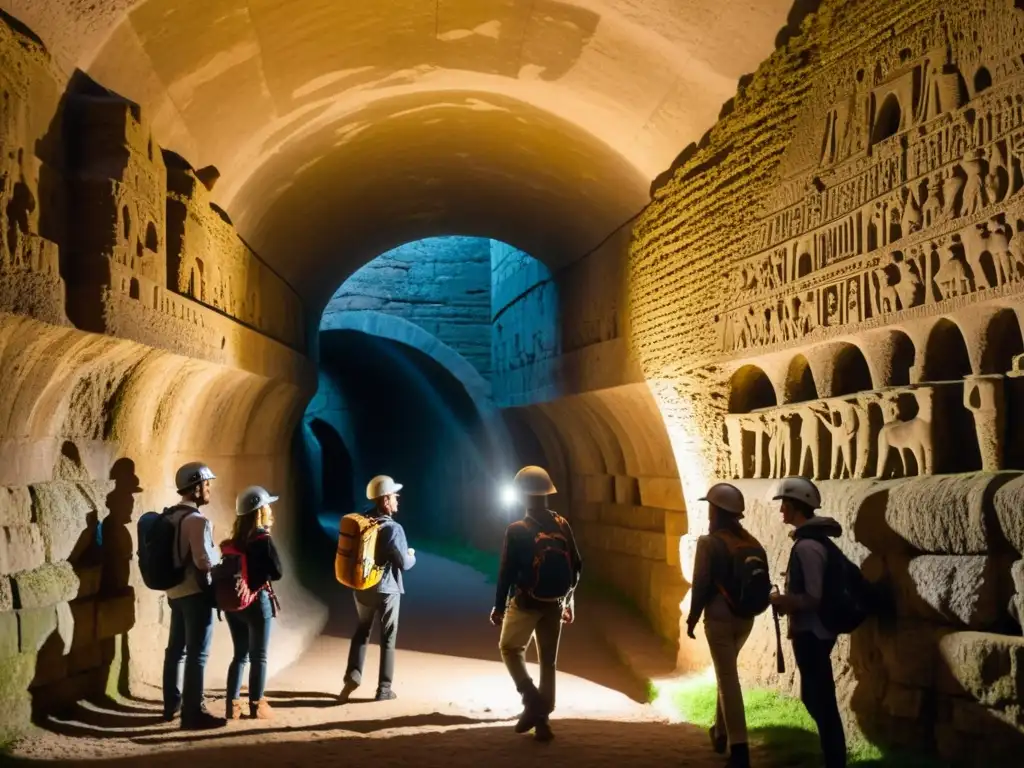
top-left (631, 0), bottom-right (1024, 760)
top-left (0, 13), bottom-right (325, 741)
top-left (323, 236), bottom-right (491, 379)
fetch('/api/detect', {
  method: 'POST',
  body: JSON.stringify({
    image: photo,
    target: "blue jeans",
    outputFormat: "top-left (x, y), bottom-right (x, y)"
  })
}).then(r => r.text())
top-left (226, 590), bottom-right (274, 703)
top-left (163, 592), bottom-right (215, 716)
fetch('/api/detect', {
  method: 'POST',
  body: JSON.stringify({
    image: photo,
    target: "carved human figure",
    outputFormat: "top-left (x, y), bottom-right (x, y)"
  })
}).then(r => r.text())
top-left (724, 415), bottom-right (746, 478)
top-left (921, 173), bottom-right (944, 227)
top-left (964, 375), bottom-right (1005, 472)
top-left (960, 149), bottom-right (988, 217)
top-left (959, 224), bottom-right (996, 291)
top-left (942, 170), bottom-right (965, 221)
top-left (873, 264), bottom-right (899, 315)
top-left (796, 293), bottom-right (818, 335)
top-left (877, 388), bottom-right (934, 477)
top-left (893, 250), bottom-right (924, 309)
top-left (985, 142), bottom-right (1007, 206)
top-left (934, 239), bottom-right (972, 299)
top-left (796, 404), bottom-right (823, 479)
top-left (743, 414), bottom-right (769, 478)
top-left (811, 401), bottom-right (855, 479)
top-left (767, 303), bottom-right (783, 344)
top-left (901, 187), bottom-right (922, 236)
top-left (764, 413), bottom-right (780, 478)
top-left (776, 410), bottom-right (798, 477)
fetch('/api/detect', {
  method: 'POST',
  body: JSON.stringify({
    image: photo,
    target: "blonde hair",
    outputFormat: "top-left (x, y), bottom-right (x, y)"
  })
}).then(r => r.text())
top-left (229, 505), bottom-right (272, 545)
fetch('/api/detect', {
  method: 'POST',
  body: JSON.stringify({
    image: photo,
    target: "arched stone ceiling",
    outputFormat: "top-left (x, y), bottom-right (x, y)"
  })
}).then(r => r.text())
top-left (2, 0), bottom-right (795, 304)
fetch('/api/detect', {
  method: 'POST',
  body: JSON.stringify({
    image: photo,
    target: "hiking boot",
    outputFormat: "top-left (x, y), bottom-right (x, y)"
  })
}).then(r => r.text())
top-left (227, 699), bottom-right (244, 720)
top-left (162, 703), bottom-right (180, 723)
top-left (374, 688), bottom-right (397, 701)
top-left (534, 719), bottom-right (554, 742)
top-left (514, 708), bottom-right (539, 733)
top-left (339, 679), bottom-right (359, 702)
top-left (249, 698), bottom-right (273, 720)
top-left (726, 743), bottom-right (750, 768)
top-left (181, 708), bottom-right (227, 731)
top-left (709, 725), bottom-right (727, 754)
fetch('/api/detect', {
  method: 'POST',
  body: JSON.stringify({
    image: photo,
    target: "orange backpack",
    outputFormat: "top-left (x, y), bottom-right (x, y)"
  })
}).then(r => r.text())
top-left (335, 513), bottom-right (385, 590)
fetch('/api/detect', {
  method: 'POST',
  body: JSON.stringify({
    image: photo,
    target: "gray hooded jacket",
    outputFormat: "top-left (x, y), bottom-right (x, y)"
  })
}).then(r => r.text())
top-left (784, 515), bottom-right (843, 640)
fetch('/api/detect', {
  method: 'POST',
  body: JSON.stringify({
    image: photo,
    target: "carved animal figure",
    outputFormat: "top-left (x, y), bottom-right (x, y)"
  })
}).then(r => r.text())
top-left (959, 224), bottom-right (996, 290)
top-left (724, 416), bottom-right (745, 478)
top-left (797, 405), bottom-right (823, 479)
top-left (877, 391), bottom-right (934, 477)
top-left (894, 251), bottom-right (923, 309)
top-left (873, 266), bottom-right (899, 314)
top-left (934, 243), bottom-right (971, 299)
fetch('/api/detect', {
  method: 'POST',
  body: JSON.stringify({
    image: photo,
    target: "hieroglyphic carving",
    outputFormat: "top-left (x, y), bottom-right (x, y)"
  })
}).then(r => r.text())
top-left (719, 5), bottom-right (1024, 355)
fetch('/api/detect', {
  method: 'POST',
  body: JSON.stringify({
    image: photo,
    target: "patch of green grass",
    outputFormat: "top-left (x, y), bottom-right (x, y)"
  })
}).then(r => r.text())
top-left (417, 538), bottom-right (500, 582)
top-left (652, 678), bottom-right (943, 767)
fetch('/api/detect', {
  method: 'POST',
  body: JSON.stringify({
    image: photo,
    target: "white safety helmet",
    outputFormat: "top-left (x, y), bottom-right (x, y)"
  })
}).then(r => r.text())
top-left (513, 465), bottom-right (557, 496)
top-left (175, 462), bottom-right (216, 494)
top-left (236, 485), bottom-right (279, 517)
top-left (367, 475), bottom-right (403, 500)
top-left (772, 476), bottom-right (822, 509)
top-left (699, 482), bottom-right (745, 517)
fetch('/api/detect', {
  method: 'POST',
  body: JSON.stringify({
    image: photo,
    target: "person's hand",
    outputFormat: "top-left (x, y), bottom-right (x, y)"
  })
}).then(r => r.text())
top-left (489, 608), bottom-right (503, 627)
top-left (769, 590), bottom-right (788, 614)
top-left (686, 622), bottom-right (697, 640)
top-left (408, 547), bottom-right (415, 556)
top-left (561, 603), bottom-right (575, 624)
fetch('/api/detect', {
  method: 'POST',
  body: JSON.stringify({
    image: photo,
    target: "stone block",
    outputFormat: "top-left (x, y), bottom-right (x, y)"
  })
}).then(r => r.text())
top-left (0, 576), bottom-right (11, 612)
top-left (992, 474), bottom-right (1024, 554)
top-left (68, 642), bottom-right (104, 675)
top-left (0, 610), bottom-right (18, 657)
top-left (880, 620), bottom-right (953, 689)
top-left (70, 600), bottom-right (96, 648)
top-left (889, 555), bottom-right (1009, 629)
top-left (1013, 559), bottom-right (1024, 596)
top-left (12, 561), bottom-right (80, 609)
top-left (17, 604), bottom-right (57, 653)
top-left (938, 631), bottom-right (1024, 708)
top-left (881, 683), bottom-right (922, 719)
top-left (638, 477), bottom-right (686, 511)
top-left (32, 481), bottom-right (102, 563)
top-left (0, 487), bottom-right (32, 526)
top-left (883, 473), bottom-right (1011, 555)
top-left (96, 593), bottom-right (135, 639)
top-left (0, 525), bottom-right (46, 575)
top-left (0, 652), bottom-right (36, 738)
top-left (76, 563), bottom-right (102, 599)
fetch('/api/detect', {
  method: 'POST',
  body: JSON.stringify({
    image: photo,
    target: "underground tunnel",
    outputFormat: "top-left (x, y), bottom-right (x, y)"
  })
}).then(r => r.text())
top-left (3, 0), bottom-right (1024, 766)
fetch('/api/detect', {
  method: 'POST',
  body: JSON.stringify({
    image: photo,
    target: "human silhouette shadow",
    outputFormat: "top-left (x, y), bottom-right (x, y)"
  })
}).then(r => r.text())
top-left (102, 458), bottom-right (142, 597)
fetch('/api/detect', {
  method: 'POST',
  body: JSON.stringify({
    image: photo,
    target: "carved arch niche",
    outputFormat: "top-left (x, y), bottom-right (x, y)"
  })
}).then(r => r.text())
top-left (783, 354), bottom-right (818, 404)
top-left (979, 308), bottom-right (1024, 375)
top-left (830, 343), bottom-right (874, 397)
top-left (921, 318), bottom-right (973, 382)
top-left (867, 329), bottom-right (916, 387)
top-left (727, 365), bottom-right (777, 479)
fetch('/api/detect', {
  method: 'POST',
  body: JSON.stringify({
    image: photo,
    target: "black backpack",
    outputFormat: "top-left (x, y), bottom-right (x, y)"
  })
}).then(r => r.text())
top-left (137, 506), bottom-right (189, 591)
top-left (524, 514), bottom-right (575, 602)
top-left (713, 529), bottom-right (772, 619)
top-left (817, 538), bottom-right (872, 634)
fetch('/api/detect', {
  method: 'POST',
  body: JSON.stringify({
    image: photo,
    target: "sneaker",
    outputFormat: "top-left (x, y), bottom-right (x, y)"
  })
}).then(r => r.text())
top-left (374, 688), bottom-right (397, 701)
top-left (181, 709), bottom-right (228, 731)
top-left (339, 680), bottom-right (359, 702)
top-left (534, 720), bottom-right (554, 742)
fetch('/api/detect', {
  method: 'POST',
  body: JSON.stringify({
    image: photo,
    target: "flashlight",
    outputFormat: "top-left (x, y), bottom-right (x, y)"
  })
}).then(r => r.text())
top-left (500, 484), bottom-right (518, 507)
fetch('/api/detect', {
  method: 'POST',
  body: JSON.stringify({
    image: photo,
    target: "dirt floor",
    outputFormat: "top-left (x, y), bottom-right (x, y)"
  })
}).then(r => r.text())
top-left (5, 553), bottom-right (739, 767)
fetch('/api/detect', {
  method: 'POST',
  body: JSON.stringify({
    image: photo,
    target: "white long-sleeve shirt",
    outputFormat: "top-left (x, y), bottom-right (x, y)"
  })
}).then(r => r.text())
top-left (165, 501), bottom-right (221, 600)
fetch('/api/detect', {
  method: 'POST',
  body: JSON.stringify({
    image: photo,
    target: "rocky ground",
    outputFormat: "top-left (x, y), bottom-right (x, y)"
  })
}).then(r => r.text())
top-left (5, 552), bottom-right (738, 767)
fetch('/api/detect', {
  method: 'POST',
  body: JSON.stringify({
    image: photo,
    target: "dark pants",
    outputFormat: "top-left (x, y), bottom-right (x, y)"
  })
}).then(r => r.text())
top-left (163, 592), bottom-right (215, 716)
top-left (345, 591), bottom-right (401, 690)
top-left (226, 590), bottom-right (274, 703)
top-left (498, 599), bottom-right (564, 715)
top-left (792, 633), bottom-right (847, 768)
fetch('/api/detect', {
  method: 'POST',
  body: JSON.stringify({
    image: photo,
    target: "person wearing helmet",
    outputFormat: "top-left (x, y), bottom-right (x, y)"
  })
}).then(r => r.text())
top-left (769, 477), bottom-right (847, 768)
top-left (340, 475), bottom-right (416, 703)
top-left (490, 465), bottom-right (582, 743)
top-left (162, 462), bottom-right (226, 730)
top-left (685, 482), bottom-right (761, 768)
top-left (222, 486), bottom-right (283, 721)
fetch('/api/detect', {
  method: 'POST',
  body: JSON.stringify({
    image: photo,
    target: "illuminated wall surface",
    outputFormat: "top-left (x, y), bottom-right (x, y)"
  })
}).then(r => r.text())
top-left (0, 0), bottom-right (1024, 762)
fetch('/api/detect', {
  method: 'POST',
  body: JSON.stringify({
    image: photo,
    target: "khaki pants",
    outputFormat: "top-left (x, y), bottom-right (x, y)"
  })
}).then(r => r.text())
top-left (498, 599), bottom-right (564, 713)
top-left (705, 614), bottom-right (754, 746)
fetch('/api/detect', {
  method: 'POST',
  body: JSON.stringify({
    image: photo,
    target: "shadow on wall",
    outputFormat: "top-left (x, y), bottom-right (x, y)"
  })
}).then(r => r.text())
top-left (27, 447), bottom-right (142, 719)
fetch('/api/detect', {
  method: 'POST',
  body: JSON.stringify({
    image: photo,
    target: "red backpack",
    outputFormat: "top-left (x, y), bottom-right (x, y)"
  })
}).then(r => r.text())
top-left (212, 535), bottom-right (267, 613)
